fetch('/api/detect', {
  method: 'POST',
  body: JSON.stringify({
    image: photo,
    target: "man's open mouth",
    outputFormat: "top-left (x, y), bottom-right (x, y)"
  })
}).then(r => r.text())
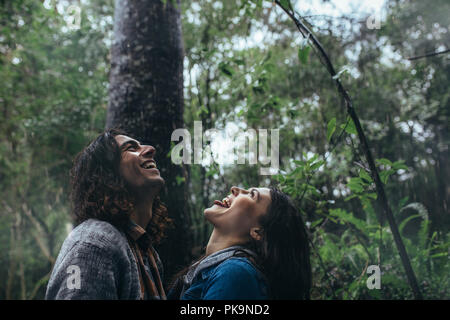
top-left (140, 160), bottom-right (157, 170)
top-left (214, 197), bottom-right (231, 208)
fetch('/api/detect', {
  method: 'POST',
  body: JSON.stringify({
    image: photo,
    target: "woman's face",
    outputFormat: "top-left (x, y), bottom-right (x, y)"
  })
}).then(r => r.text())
top-left (204, 186), bottom-right (272, 241)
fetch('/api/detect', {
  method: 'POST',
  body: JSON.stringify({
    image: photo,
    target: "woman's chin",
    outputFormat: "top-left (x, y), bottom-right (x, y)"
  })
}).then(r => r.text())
top-left (204, 206), bottom-right (216, 216)
top-left (204, 204), bottom-right (227, 216)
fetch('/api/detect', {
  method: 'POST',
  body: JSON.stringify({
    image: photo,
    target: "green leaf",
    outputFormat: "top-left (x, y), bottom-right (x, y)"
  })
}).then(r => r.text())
top-left (252, 86), bottom-right (265, 95)
top-left (298, 46), bottom-right (311, 64)
top-left (206, 167), bottom-right (218, 178)
top-left (255, 0), bottom-right (263, 9)
top-left (341, 118), bottom-right (357, 135)
top-left (366, 192), bottom-right (377, 200)
top-left (195, 105), bottom-right (209, 117)
top-left (175, 176), bottom-right (185, 186)
top-left (288, 109), bottom-right (299, 119)
top-left (344, 194), bottom-right (358, 201)
top-left (219, 62), bottom-right (233, 77)
top-left (327, 117), bottom-right (336, 142)
top-left (307, 153), bottom-right (319, 164)
top-left (311, 159), bottom-right (325, 171)
top-left (347, 177), bottom-right (364, 193)
top-left (279, 0), bottom-right (291, 10)
top-left (431, 252), bottom-right (448, 258)
top-left (269, 96), bottom-right (281, 109)
top-left (263, 62), bottom-right (276, 72)
top-left (359, 169), bottom-right (373, 183)
top-left (329, 208), bottom-right (368, 232)
top-left (393, 160), bottom-right (408, 170)
top-left (376, 158), bottom-right (393, 166)
top-left (233, 58), bottom-right (246, 66)
top-left (310, 218), bottom-right (324, 229)
top-left (379, 169), bottom-right (395, 184)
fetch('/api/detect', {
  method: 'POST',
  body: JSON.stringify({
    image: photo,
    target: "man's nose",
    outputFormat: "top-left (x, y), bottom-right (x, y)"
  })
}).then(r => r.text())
top-left (141, 145), bottom-right (156, 158)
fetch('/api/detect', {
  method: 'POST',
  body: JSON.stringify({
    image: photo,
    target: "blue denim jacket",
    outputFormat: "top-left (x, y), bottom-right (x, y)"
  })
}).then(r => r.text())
top-left (181, 257), bottom-right (268, 300)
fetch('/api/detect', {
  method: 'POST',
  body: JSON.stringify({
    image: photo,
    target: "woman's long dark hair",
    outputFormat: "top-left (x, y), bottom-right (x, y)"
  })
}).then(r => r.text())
top-left (70, 128), bottom-right (171, 243)
top-left (251, 187), bottom-right (312, 300)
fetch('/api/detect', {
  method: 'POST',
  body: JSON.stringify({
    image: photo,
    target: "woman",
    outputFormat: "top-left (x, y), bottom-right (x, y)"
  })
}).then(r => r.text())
top-left (169, 186), bottom-right (311, 300)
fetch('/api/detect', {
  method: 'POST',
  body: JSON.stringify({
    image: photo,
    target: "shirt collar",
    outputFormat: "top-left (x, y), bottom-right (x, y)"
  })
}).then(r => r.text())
top-left (125, 219), bottom-right (151, 251)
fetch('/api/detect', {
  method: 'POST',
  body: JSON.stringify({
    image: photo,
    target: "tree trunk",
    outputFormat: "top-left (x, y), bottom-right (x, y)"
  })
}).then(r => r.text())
top-left (107, 0), bottom-right (191, 284)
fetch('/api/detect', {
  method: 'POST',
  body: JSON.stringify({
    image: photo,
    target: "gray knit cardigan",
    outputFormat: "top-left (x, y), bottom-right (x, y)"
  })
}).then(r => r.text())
top-left (45, 218), bottom-right (158, 300)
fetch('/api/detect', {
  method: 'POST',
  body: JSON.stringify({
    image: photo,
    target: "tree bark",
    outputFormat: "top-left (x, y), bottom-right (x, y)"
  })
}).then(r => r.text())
top-left (107, 0), bottom-right (191, 283)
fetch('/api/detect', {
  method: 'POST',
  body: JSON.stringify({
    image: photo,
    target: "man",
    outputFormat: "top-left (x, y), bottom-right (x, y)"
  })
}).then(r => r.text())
top-left (46, 128), bottom-right (170, 299)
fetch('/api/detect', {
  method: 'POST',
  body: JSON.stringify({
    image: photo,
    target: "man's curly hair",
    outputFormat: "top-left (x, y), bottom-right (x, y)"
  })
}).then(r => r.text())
top-left (70, 128), bottom-right (172, 244)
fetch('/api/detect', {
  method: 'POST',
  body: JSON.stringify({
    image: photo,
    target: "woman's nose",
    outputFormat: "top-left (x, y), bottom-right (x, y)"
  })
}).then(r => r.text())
top-left (230, 186), bottom-right (240, 196)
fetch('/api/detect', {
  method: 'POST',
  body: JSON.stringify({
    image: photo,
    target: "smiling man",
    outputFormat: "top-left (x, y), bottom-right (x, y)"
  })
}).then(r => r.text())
top-left (45, 129), bottom-right (170, 300)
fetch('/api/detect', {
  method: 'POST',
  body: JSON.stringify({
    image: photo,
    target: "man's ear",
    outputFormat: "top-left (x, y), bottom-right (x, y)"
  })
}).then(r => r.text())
top-left (250, 227), bottom-right (262, 241)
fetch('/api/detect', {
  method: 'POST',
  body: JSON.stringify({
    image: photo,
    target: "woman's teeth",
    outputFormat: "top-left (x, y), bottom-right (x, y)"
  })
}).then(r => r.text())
top-left (213, 198), bottom-right (230, 208)
top-left (213, 200), bottom-right (225, 207)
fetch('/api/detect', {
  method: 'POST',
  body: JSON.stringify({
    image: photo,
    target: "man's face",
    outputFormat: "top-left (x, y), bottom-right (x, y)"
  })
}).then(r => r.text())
top-left (115, 134), bottom-right (164, 194)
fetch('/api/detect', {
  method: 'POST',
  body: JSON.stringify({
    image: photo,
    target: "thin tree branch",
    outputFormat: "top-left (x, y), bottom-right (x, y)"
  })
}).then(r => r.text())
top-left (20, 203), bottom-right (55, 264)
top-left (274, 0), bottom-right (423, 299)
top-left (5, 208), bottom-right (19, 300)
top-left (407, 49), bottom-right (450, 61)
top-left (28, 271), bottom-right (52, 300)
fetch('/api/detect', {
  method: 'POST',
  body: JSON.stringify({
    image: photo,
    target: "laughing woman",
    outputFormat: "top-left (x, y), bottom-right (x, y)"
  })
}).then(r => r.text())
top-left (168, 186), bottom-right (311, 300)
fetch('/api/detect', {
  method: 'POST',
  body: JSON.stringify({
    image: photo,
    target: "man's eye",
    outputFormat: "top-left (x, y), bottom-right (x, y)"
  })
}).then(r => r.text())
top-left (127, 146), bottom-right (137, 151)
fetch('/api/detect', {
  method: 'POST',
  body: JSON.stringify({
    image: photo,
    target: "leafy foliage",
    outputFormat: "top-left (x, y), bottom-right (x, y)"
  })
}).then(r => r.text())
top-left (0, 0), bottom-right (448, 299)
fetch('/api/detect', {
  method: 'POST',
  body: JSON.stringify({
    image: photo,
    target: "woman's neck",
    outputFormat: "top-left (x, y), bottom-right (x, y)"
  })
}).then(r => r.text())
top-left (205, 228), bottom-right (244, 256)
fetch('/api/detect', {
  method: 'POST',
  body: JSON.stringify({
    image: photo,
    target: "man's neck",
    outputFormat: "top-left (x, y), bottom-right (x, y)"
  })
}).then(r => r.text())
top-left (130, 194), bottom-right (154, 229)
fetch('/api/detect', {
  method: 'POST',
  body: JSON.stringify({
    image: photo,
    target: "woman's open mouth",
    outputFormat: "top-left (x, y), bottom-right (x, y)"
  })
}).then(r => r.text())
top-left (213, 197), bottom-right (231, 208)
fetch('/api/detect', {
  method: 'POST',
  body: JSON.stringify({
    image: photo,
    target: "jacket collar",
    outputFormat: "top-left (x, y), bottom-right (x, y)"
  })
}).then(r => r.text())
top-left (183, 245), bottom-right (257, 286)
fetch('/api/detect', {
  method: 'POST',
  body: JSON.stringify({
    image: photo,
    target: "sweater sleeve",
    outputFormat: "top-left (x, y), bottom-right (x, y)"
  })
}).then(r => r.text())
top-left (45, 241), bottom-right (121, 300)
top-left (202, 258), bottom-right (268, 300)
